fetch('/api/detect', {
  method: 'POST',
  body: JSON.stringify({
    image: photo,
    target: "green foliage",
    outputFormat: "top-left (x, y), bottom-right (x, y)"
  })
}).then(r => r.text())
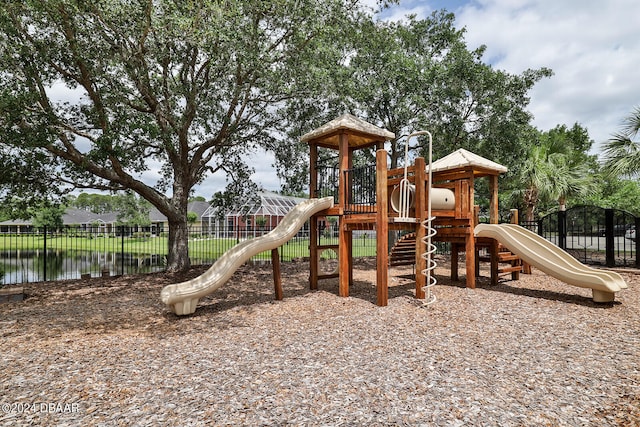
top-left (580, 178), bottom-right (640, 216)
top-left (68, 191), bottom-right (151, 225)
top-left (275, 10), bottom-right (552, 193)
top-left (114, 192), bottom-right (151, 226)
top-left (602, 106), bottom-right (640, 179)
top-left (0, 0), bottom-right (374, 271)
top-left (69, 193), bottom-right (119, 214)
top-left (186, 211), bottom-right (198, 225)
top-left (30, 204), bottom-right (65, 230)
top-left (506, 123), bottom-right (599, 220)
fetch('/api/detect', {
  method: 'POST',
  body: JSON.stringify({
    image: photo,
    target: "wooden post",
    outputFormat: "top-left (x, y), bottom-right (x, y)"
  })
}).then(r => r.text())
top-left (414, 157), bottom-right (426, 299)
top-left (347, 229), bottom-right (353, 287)
top-left (474, 205), bottom-right (481, 278)
top-left (510, 208), bottom-right (518, 224)
top-left (489, 175), bottom-right (499, 224)
top-left (338, 132), bottom-right (349, 213)
top-left (465, 172), bottom-right (476, 289)
top-left (512, 208), bottom-right (530, 275)
top-left (309, 144), bottom-right (319, 290)
top-left (338, 133), bottom-right (350, 297)
top-left (376, 149), bottom-right (389, 306)
top-left (451, 243), bottom-right (459, 281)
top-left (310, 217), bottom-right (319, 290)
top-left (338, 221), bottom-right (351, 298)
top-left (271, 248), bottom-right (283, 300)
top-left (310, 144), bottom-right (318, 199)
top-left (490, 238), bottom-right (499, 286)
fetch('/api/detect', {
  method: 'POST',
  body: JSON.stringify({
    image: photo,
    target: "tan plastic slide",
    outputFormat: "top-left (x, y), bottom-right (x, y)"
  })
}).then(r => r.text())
top-left (161, 197), bottom-right (334, 315)
top-left (474, 224), bottom-right (627, 302)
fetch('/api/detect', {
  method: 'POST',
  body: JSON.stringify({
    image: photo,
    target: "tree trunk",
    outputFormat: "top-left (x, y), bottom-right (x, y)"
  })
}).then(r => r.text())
top-left (167, 216), bottom-right (190, 273)
top-left (558, 196), bottom-right (567, 212)
top-left (165, 180), bottom-right (191, 273)
top-left (525, 204), bottom-right (535, 222)
top-left (524, 187), bottom-right (538, 222)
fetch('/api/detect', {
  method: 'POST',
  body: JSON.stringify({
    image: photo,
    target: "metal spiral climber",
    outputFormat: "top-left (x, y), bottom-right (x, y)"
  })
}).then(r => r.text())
top-left (404, 131), bottom-right (437, 306)
top-left (421, 215), bottom-right (437, 306)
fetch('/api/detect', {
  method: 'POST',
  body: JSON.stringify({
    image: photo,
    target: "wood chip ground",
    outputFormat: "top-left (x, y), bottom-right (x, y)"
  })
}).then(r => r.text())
top-left (1, 257), bottom-right (639, 426)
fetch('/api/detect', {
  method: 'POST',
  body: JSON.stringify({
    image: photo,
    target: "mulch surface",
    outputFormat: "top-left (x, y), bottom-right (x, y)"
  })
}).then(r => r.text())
top-left (1, 257), bottom-right (639, 426)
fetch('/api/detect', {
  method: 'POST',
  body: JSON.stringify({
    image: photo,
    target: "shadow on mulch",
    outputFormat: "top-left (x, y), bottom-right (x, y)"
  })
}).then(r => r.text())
top-left (414, 261), bottom-right (621, 308)
top-left (480, 279), bottom-right (621, 308)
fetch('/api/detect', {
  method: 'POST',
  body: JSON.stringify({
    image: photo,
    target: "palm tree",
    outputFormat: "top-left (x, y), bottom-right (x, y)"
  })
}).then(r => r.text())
top-left (517, 143), bottom-right (556, 221)
top-left (602, 106), bottom-right (640, 178)
top-left (513, 125), bottom-right (597, 221)
top-left (546, 152), bottom-right (597, 211)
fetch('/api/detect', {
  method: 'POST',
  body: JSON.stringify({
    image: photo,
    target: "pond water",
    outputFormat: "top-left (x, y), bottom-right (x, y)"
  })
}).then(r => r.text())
top-left (0, 250), bottom-right (167, 285)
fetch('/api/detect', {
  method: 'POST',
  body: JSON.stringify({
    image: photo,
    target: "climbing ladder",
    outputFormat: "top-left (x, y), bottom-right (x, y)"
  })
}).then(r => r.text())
top-left (478, 242), bottom-right (523, 281)
top-left (389, 233), bottom-right (417, 267)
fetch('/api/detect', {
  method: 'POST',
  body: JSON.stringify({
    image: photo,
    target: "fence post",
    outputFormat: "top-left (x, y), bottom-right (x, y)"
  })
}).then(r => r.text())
top-left (605, 209), bottom-right (615, 267)
top-left (43, 226), bottom-right (47, 282)
top-left (537, 219), bottom-right (543, 236)
top-left (558, 210), bottom-right (567, 250)
top-left (635, 217), bottom-right (640, 268)
top-left (121, 226), bottom-right (125, 276)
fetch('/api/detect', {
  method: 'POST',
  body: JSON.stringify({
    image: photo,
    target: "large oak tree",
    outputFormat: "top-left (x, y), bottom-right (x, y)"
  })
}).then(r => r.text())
top-left (276, 11), bottom-right (553, 194)
top-left (0, 0), bottom-right (373, 272)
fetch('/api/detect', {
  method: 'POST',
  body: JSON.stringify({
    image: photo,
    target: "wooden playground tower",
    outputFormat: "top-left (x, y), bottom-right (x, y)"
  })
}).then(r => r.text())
top-left (302, 114), bottom-right (512, 306)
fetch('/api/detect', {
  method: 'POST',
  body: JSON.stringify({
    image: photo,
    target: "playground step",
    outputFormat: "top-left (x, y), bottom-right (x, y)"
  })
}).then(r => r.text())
top-left (479, 253), bottom-right (522, 263)
top-left (389, 233), bottom-right (417, 267)
top-left (499, 265), bottom-right (523, 274)
top-left (479, 242), bottom-right (523, 269)
top-left (498, 253), bottom-right (520, 262)
top-left (479, 253), bottom-right (517, 260)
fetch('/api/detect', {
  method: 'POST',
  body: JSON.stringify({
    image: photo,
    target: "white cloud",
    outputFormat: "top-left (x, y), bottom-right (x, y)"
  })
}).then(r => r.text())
top-left (54, 0), bottom-right (640, 200)
top-left (451, 0), bottom-right (640, 150)
top-left (194, 149), bottom-right (281, 198)
top-left (202, 0), bottom-right (640, 194)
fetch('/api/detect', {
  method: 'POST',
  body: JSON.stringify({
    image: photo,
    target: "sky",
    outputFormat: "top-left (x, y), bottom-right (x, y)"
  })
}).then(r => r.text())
top-left (218, 0), bottom-right (640, 198)
top-left (381, 0), bottom-right (639, 146)
top-left (48, 0), bottom-right (637, 198)
top-left (204, 0), bottom-right (639, 198)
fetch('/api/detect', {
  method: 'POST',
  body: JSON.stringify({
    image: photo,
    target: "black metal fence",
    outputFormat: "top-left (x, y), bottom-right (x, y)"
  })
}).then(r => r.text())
top-left (521, 206), bottom-right (639, 268)
top-left (3, 204), bottom-right (636, 286)
top-left (345, 165), bottom-right (377, 214)
top-left (315, 166), bottom-right (339, 204)
top-left (0, 224), bottom-right (377, 286)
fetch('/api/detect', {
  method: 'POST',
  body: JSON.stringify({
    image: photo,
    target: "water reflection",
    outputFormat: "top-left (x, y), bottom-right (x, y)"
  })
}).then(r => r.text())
top-left (0, 250), bottom-right (167, 285)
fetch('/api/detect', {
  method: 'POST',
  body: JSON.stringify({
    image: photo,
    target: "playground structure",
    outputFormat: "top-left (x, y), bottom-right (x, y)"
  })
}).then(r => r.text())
top-left (304, 114), bottom-right (513, 305)
top-left (161, 114), bottom-right (626, 315)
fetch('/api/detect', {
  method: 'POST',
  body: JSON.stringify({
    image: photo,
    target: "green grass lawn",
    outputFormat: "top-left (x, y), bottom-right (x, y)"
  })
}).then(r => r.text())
top-left (0, 233), bottom-right (377, 261)
top-left (0, 234), bottom-right (169, 254)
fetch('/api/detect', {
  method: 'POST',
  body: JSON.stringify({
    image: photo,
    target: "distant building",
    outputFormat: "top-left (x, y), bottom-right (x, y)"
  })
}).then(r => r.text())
top-left (202, 191), bottom-right (315, 238)
top-left (0, 201), bottom-right (213, 234)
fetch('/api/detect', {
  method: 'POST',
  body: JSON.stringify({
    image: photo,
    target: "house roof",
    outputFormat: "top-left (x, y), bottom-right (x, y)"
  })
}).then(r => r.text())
top-left (300, 113), bottom-right (395, 149)
top-left (62, 208), bottom-right (116, 224)
top-left (0, 201), bottom-right (215, 227)
top-left (249, 192), bottom-right (307, 217)
top-left (0, 208), bottom-right (112, 227)
top-left (188, 201), bottom-right (211, 217)
top-left (430, 148), bottom-right (508, 174)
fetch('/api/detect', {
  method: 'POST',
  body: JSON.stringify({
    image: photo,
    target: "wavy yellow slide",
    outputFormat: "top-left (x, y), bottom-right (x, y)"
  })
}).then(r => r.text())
top-left (161, 197), bottom-right (334, 315)
top-left (475, 224), bottom-right (627, 302)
